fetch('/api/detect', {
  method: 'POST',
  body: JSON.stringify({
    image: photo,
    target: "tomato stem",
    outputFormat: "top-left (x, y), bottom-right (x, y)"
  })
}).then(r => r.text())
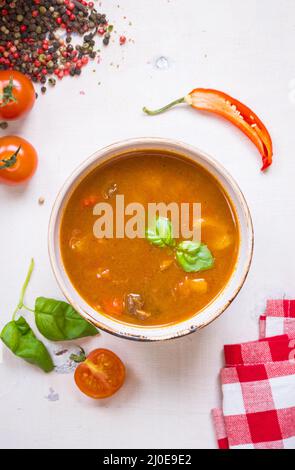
top-left (143, 96), bottom-right (186, 115)
top-left (70, 347), bottom-right (86, 363)
top-left (0, 77), bottom-right (17, 108)
top-left (12, 259), bottom-right (35, 320)
top-left (0, 146), bottom-right (21, 170)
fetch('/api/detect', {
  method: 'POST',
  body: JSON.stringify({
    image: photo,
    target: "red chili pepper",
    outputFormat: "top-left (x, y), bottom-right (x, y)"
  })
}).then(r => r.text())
top-left (143, 88), bottom-right (273, 171)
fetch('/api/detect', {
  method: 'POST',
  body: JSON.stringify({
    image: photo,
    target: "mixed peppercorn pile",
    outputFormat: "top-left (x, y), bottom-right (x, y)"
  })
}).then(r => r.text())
top-left (0, 0), bottom-right (114, 90)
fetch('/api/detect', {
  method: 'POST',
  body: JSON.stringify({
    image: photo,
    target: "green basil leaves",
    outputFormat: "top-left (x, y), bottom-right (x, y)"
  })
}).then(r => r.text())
top-left (35, 297), bottom-right (98, 341)
top-left (0, 259), bottom-right (99, 373)
top-left (1, 317), bottom-right (54, 373)
top-left (176, 241), bottom-right (214, 272)
top-left (146, 219), bottom-right (214, 273)
top-left (146, 217), bottom-right (175, 248)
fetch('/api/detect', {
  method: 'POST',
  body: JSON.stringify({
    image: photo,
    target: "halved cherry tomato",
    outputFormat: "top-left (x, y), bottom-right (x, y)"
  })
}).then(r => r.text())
top-left (74, 349), bottom-right (126, 399)
top-left (0, 136), bottom-right (38, 185)
top-left (0, 70), bottom-right (35, 121)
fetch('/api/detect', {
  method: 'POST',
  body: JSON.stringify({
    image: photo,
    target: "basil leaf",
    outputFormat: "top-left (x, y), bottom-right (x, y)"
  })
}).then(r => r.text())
top-left (176, 241), bottom-right (214, 272)
top-left (1, 316), bottom-right (54, 373)
top-left (146, 217), bottom-right (175, 248)
top-left (35, 297), bottom-right (98, 341)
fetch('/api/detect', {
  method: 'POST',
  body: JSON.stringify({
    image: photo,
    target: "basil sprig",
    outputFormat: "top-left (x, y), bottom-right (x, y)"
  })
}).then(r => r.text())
top-left (1, 317), bottom-right (54, 373)
top-left (35, 297), bottom-right (98, 341)
top-left (0, 259), bottom-right (99, 373)
top-left (146, 218), bottom-right (215, 273)
top-left (176, 241), bottom-right (214, 272)
top-left (146, 216), bottom-right (175, 248)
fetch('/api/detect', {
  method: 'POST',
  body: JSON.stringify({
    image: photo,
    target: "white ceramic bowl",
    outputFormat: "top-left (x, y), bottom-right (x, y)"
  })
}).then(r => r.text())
top-left (48, 138), bottom-right (253, 341)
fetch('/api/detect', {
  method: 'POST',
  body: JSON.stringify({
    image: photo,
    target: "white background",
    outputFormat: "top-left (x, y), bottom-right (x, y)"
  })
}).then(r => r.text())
top-left (0, 0), bottom-right (294, 449)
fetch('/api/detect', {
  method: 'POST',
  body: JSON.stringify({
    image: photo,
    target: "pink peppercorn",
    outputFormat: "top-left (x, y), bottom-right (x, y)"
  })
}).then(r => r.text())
top-left (119, 35), bottom-right (126, 45)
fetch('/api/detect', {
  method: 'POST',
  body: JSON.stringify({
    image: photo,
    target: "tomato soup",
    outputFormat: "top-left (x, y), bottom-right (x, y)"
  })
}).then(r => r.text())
top-left (60, 151), bottom-right (239, 326)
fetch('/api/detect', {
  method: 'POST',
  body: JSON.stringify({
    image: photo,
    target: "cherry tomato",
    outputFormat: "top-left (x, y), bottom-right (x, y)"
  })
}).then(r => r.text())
top-left (0, 70), bottom-right (36, 121)
top-left (74, 349), bottom-right (126, 399)
top-left (0, 136), bottom-right (38, 185)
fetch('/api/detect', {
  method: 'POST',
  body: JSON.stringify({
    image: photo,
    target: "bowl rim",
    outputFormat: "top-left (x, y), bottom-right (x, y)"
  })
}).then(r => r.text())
top-left (48, 137), bottom-right (254, 342)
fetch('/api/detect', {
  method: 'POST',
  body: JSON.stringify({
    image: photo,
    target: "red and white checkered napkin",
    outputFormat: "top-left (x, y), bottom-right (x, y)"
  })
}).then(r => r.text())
top-left (260, 300), bottom-right (295, 339)
top-left (212, 300), bottom-right (295, 449)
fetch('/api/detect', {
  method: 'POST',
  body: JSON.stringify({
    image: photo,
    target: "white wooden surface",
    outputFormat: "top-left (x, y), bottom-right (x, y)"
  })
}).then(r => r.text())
top-left (0, 0), bottom-right (294, 449)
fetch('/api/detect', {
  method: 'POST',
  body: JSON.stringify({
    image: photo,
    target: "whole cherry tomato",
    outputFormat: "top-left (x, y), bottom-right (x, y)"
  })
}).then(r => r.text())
top-left (0, 136), bottom-right (38, 185)
top-left (74, 349), bottom-right (126, 399)
top-left (0, 70), bottom-right (35, 121)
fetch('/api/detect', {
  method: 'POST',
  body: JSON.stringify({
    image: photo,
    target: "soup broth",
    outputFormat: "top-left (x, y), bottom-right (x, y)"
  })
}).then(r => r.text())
top-left (60, 150), bottom-right (239, 326)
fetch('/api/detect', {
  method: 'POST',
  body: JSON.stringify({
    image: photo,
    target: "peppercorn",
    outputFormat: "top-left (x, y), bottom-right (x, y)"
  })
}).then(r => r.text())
top-left (0, 121), bottom-right (8, 129)
top-left (41, 86), bottom-right (46, 93)
top-left (0, 0), bottom-right (113, 86)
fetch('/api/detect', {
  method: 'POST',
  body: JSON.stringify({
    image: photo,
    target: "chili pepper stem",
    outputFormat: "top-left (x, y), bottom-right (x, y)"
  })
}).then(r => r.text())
top-left (143, 96), bottom-right (186, 115)
top-left (12, 258), bottom-right (35, 320)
